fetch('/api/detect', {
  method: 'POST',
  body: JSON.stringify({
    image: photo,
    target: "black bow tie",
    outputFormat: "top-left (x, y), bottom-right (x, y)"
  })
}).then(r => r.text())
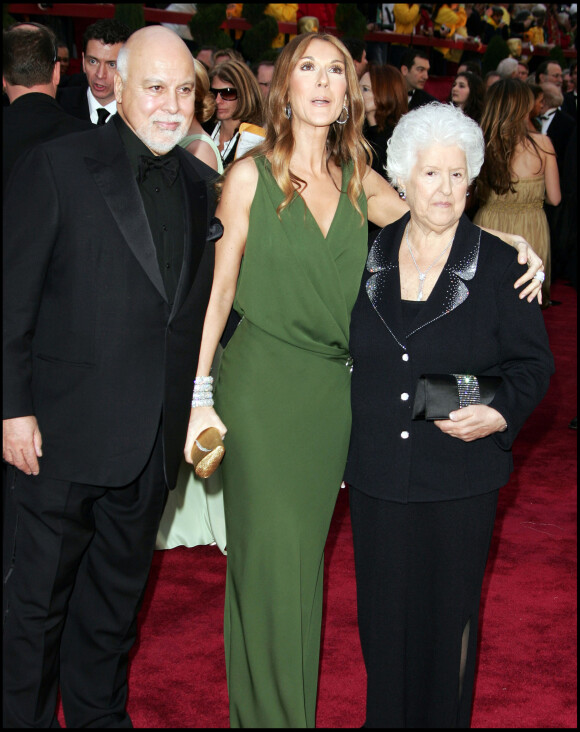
top-left (539, 110), bottom-right (556, 121)
top-left (138, 154), bottom-right (180, 186)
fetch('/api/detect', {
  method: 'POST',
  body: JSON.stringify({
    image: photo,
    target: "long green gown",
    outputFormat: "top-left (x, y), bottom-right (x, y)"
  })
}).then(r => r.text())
top-left (215, 155), bottom-right (367, 728)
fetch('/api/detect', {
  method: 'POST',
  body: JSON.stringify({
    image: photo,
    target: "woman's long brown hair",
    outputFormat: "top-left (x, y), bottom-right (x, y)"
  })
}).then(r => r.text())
top-left (478, 78), bottom-right (546, 199)
top-left (239, 32), bottom-right (372, 223)
top-left (368, 63), bottom-right (408, 132)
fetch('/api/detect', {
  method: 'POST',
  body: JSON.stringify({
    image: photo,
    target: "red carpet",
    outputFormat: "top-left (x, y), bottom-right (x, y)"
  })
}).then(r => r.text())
top-left (58, 280), bottom-right (577, 728)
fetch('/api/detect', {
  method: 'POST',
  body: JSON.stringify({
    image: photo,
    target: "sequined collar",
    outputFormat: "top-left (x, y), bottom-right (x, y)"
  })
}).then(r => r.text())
top-left (365, 213), bottom-right (481, 347)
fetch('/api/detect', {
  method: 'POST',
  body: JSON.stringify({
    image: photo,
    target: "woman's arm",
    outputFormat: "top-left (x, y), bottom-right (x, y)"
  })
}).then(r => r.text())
top-left (183, 157), bottom-right (258, 462)
top-left (478, 227), bottom-right (544, 302)
top-left (186, 138), bottom-right (220, 172)
top-left (436, 256), bottom-right (554, 444)
top-left (541, 136), bottom-right (562, 206)
top-left (363, 166), bottom-right (409, 226)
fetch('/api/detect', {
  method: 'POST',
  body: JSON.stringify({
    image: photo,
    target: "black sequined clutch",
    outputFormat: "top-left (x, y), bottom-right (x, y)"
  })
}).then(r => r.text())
top-left (411, 374), bottom-right (502, 421)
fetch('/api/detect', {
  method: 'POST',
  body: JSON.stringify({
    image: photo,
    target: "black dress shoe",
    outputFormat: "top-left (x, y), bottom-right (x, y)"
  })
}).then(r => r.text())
top-left (569, 417), bottom-right (577, 430)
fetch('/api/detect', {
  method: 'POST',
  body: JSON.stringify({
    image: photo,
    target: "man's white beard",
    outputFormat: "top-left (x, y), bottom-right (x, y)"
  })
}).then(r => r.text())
top-left (137, 115), bottom-right (189, 155)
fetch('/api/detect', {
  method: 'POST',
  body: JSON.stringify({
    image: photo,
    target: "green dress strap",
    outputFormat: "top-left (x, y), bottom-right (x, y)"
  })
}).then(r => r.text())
top-left (178, 133), bottom-right (224, 174)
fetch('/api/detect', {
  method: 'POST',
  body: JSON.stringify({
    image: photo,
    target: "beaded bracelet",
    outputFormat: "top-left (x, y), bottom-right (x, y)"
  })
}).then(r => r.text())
top-left (191, 375), bottom-right (214, 408)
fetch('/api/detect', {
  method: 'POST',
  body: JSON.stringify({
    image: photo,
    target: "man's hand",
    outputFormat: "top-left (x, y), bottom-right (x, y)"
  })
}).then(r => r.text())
top-left (3, 416), bottom-right (43, 475)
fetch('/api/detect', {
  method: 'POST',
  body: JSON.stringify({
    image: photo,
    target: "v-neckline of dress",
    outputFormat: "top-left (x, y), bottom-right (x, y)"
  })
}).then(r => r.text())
top-left (263, 157), bottom-right (347, 241)
top-left (302, 164), bottom-right (346, 241)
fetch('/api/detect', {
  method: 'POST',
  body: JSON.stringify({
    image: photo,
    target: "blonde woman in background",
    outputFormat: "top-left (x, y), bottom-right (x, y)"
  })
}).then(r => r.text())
top-left (179, 58), bottom-right (224, 173)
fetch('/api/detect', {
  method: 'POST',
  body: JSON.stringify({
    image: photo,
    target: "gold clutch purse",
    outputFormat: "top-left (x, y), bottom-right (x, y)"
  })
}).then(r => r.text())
top-left (190, 427), bottom-right (225, 478)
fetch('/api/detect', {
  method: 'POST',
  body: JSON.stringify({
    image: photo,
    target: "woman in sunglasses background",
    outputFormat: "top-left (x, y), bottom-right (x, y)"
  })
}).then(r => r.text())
top-left (206, 59), bottom-right (264, 167)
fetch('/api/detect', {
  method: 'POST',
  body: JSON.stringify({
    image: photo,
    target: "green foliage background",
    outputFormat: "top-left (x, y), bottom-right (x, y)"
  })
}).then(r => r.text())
top-left (189, 4), bottom-right (232, 50)
top-left (334, 4), bottom-right (368, 39)
top-left (481, 35), bottom-right (510, 75)
top-left (114, 4), bottom-right (145, 32)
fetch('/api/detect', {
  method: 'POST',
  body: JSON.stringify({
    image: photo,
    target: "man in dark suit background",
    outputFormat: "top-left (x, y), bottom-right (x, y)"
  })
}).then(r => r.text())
top-left (538, 82), bottom-right (576, 184)
top-left (57, 18), bottom-right (130, 125)
top-left (561, 59), bottom-right (577, 120)
top-left (535, 58), bottom-right (564, 89)
top-left (538, 81), bottom-right (577, 290)
top-left (3, 22), bottom-right (92, 188)
top-left (3, 25), bottom-right (220, 728)
top-left (400, 48), bottom-right (439, 110)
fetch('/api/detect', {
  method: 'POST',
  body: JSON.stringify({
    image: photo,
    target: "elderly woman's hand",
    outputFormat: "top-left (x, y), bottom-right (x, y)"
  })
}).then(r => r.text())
top-left (434, 405), bottom-right (507, 441)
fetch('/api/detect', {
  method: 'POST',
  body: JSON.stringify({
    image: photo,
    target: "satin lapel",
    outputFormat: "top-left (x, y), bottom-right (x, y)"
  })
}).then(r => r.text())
top-left (407, 214), bottom-right (481, 339)
top-left (365, 213), bottom-right (409, 350)
top-left (170, 149), bottom-right (211, 320)
top-left (83, 125), bottom-right (167, 302)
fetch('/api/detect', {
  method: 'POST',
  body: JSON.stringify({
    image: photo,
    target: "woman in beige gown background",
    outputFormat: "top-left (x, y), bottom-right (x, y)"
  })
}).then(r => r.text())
top-left (474, 79), bottom-right (561, 304)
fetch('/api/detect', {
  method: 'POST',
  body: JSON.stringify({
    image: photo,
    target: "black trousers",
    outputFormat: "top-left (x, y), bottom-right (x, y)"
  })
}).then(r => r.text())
top-left (350, 487), bottom-right (499, 729)
top-left (3, 425), bottom-right (168, 728)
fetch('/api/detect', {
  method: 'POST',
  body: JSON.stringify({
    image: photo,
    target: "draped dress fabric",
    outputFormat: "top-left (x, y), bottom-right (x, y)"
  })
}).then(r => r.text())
top-left (215, 155), bottom-right (367, 727)
top-left (474, 177), bottom-right (551, 299)
top-left (155, 343), bottom-right (227, 553)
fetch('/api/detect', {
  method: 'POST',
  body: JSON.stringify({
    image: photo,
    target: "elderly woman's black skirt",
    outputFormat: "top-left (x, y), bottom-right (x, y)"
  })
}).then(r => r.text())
top-left (349, 487), bottom-right (499, 729)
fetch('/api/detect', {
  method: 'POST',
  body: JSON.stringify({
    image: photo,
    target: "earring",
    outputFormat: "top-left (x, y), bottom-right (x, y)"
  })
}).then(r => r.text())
top-left (399, 189), bottom-right (406, 200)
top-left (466, 190), bottom-right (470, 197)
top-left (284, 102), bottom-right (292, 120)
top-left (335, 105), bottom-right (349, 125)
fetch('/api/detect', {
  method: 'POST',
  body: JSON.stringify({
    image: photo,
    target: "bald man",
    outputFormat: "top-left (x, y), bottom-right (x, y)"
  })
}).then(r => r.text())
top-left (3, 26), bottom-right (220, 727)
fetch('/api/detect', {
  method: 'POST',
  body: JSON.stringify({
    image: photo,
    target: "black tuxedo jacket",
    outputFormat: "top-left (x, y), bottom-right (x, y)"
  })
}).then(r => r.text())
top-left (408, 88), bottom-right (439, 110)
top-left (57, 80), bottom-right (92, 122)
top-left (3, 120), bottom-right (219, 489)
top-left (561, 91), bottom-right (577, 120)
top-left (345, 213), bottom-right (554, 503)
top-left (3, 92), bottom-right (92, 188)
top-left (545, 108), bottom-right (576, 171)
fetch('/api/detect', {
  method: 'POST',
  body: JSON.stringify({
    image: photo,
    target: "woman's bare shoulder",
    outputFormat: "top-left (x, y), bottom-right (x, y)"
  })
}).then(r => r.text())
top-left (221, 157), bottom-right (260, 208)
top-left (224, 156), bottom-right (260, 187)
top-left (529, 131), bottom-right (556, 155)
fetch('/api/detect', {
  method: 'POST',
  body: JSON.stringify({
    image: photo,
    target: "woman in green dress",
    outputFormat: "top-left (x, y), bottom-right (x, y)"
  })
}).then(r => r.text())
top-left (184, 33), bottom-right (544, 728)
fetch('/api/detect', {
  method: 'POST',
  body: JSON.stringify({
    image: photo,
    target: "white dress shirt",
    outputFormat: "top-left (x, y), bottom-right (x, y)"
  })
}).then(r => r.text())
top-left (87, 88), bottom-right (117, 125)
top-left (539, 107), bottom-right (557, 134)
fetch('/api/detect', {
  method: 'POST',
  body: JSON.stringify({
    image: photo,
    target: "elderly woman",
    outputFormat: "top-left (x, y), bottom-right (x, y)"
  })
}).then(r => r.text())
top-left (345, 103), bottom-right (554, 728)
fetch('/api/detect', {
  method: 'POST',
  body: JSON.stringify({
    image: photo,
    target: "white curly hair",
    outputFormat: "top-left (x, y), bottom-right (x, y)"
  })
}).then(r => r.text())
top-left (386, 102), bottom-right (485, 188)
